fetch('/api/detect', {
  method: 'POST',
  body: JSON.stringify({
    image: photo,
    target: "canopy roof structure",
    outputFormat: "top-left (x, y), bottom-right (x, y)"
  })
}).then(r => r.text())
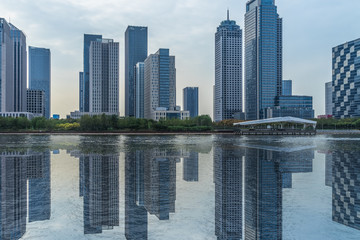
top-left (233, 116), bottom-right (317, 127)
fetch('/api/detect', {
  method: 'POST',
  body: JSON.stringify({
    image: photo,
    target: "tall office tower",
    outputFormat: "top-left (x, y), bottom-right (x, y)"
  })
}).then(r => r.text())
top-left (89, 38), bottom-right (119, 114)
top-left (135, 62), bottom-right (145, 118)
top-left (245, 0), bottom-right (282, 120)
top-left (81, 34), bottom-right (102, 112)
top-left (183, 152), bottom-right (199, 182)
top-left (325, 81), bottom-right (332, 116)
top-left (125, 152), bottom-right (148, 240)
top-left (214, 11), bottom-right (242, 122)
top-left (26, 89), bottom-right (45, 117)
top-left (183, 87), bottom-right (199, 118)
top-left (125, 26), bottom-right (148, 117)
top-left (332, 38), bottom-right (360, 118)
top-left (79, 72), bottom-right (84, 112)
top-left (27, 151), bottom-right (51, 222)
top-left (29, 47), bottom-right (51, 118)
top-left (10, 23), bottom-right (27, 112)
top-left (282, 80), bottom-right (292, 96)
top-left (0, 18), bottom-right (14, 112)
top-left (144, 49), bottom-right (176, 119)
top-left (214, 147), bottom-right (243, 240)
top-left (0, 152), bottom-right (28, 240)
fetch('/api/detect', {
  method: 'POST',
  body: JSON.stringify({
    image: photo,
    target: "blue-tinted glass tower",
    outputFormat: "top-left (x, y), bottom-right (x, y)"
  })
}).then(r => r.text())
top-left (125, 26), bottom-right (148, 117)
top-left (79, 72), bottom-right (84, 112)
top-left (81, 34), bottom-right (102, 113)
top-left (332, 38), bottom-right (360, 119)
top-left (245, 0), bottom-right (282, 120)
top-left (214, 11), bottom-right (243, 122)
top-left (135, 62), bottom-right (145, 119)
top-left (183, 87), bottom-right (199, 118)
top-left (10, 23), bottom-right (27, 113)
top-left (29, 46), bottom-right (51, 118)
top-left (282, 80), bottom-right (292, 96)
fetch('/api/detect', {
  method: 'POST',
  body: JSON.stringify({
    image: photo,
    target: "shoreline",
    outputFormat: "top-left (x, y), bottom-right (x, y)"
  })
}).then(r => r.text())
top-left (0, 129), bottom-right (359, 135)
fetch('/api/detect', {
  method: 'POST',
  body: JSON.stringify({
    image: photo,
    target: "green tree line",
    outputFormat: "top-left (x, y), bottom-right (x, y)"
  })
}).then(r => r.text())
top-left (315, 118), bottom-right (360, 129)
top-left (0, 115), bottom-right (213, 132)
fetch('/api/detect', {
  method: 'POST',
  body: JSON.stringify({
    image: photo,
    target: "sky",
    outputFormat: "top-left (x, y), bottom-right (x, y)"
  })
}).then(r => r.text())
top-left (1, 0), bottom-right (360, 118)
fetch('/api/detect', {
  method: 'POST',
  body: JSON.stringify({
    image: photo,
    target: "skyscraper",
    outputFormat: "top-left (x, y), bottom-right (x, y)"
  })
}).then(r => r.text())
top-left (245, 0), bottom-right (282, 120)
top-left (81, 34), bottom-right (102, 112)
top-left (144, 49), bottom-right (176, 120)
top-left (29, 46), bottom-right (51, 118)
top-left (332, 38), bottom-right (360, 118)
top-left (10, 23), bottom-right (27, 112)
top-left (89, 38), bottom-right (119, 114)
top-left (26, 89), bottom-right (45, 117)
top-left (0, 18), bottom-right (14, 112)
top-left (282, 80), bottom-right (292, 96)
top-left (135, 62), bottom-right (145, 119)
top-left (183, 87), bottom-right (199, 118)
top-left (325, 81), bottom-right (333, 116)
top-left (79, 72), bottom-right (84, 112)
top-left (125, 26), bottom-right (148, 117)
top-left (214, 11), bottom-right (242, 122)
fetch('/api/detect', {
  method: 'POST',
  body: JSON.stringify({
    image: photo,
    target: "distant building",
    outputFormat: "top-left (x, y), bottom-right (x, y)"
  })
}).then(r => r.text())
top-left (89, 38), bottom-right (119, 114)
top-left (153, 107), bottom-right (189, 121)
top-left (214, 11), bottom-right (242, 122)
top-left (26, 89), bottom-right (45, 117)
top-left (135, 62), bottom-right (145, 119)
top-left (332, 38), bottom-right (360, 118)
top-left (325, 81), bottom-right (333, 116)
top-left (52, 114), bottom-right (60, 119)
top-left (69, 111), bottom-right (117, 120)
top-left (245, 0), bottom-right (282, 120)
top-left (79, 72), bottom-right (84, 112)
top-left (125, 26), bottom-right (148, 117)
top-left (0, 112), bottom-right (36, 119)
top-left (10, 23), bottom-right (27, 112)
top-left (183, 87), bottom-right (199, 118)
top-left (267, 95), bottom-right (314, 119)
top-left (282, 80), bottom-right (292, 96)
top-left (81, 34), bottom-right (102, 113)
top-left (144, 49), bottom-right (176, 120)
top-left (29, 47), bottom-right (51, 119)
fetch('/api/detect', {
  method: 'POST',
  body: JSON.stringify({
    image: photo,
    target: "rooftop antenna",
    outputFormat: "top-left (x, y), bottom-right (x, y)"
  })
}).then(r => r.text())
top-left (227, 8), bottom-right (230, 21)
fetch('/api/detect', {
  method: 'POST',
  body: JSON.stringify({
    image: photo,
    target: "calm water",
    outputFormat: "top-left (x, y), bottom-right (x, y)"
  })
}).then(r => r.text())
top-left (0, 134), bottom-right (359, 240)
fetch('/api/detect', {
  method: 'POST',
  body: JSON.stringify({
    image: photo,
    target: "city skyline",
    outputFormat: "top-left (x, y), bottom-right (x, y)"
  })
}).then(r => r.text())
top-left (1, 0), bottom-right (360, 118)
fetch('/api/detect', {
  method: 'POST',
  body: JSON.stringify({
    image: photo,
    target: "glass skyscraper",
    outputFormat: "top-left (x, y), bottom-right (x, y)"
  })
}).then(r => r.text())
top-left (80, 34), bottom-right (102, 113)
top-left (245, 0), bottom-right (282, 120)
top-left (214, 11), bottom-right (242, 122)
top-left (144, 49), bottom-right (176, 120)
top-left (135, 62), bottom-right (145, 119)
top-left (282, 80), bottom-right (292, 96)
top-left (183, 87), bottom-right (199, 118)
top-left (332, 38), bottom-right (360, 119)
top-left (325, 81), bottom-right (333, 116)
top-left (125, 26), bottom-right (148, 117)
top-left (29, 46), bottom-right (51, 118)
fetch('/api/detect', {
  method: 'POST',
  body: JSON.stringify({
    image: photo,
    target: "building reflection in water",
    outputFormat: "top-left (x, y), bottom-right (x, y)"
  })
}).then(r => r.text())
top-left (329, 143), bottom-right (360, 231)
top-left (214, 144), bottom-right (315, 240)
top-left (77, 153), bottom-right (120, 234)
top-left (0, 150), bottom-right (51, 240)
top-left (183, 152), bottom-right (199, 182)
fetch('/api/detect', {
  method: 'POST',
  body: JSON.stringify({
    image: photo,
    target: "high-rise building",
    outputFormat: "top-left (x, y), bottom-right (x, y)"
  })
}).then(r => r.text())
top-left (332, 38), bottom-right (360, 118)
top-left (144, 49), bottom-right (176, 120)
top-left (245, 0), bottom-right (282, 120)
top-left (79, 72), bottom-right (84, 112)
top-left (325, 81), bottom-right (333, 116)
top-left (89, 38), bottom-right (119, 114)
top-left (135, 62), bottom-right (145, 119)
top-left (183, 152), bottom-right (199, 182)
top-left (267, 95), bottom-right (314, 119)
top-left (282, 80), bottom-right (292, 96)
top-left (26, 89), bottom-right (45, 117)
top-left (125, 26), bottom-right (148, 117)
top-left (183, 87), bottom-right (199, 118)
top-left (29, 47), bottom-right (51, 118)
top-left (10, 23), bottom-right (27, 112)
top-left (0, 18), bottom-right (14, 112)
top-left (214, 11), bottom-right (242, 122)
top-left (81, 34), bottom-right (102, 112)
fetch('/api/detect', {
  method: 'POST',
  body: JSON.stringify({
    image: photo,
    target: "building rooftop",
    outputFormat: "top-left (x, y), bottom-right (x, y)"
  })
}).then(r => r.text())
top-left (234, 116), bottom-right (317, 126)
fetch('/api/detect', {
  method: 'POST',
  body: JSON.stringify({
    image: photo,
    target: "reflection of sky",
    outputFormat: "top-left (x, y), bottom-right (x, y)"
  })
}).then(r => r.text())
top-left (1, 135), bottom-right (360, 239)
